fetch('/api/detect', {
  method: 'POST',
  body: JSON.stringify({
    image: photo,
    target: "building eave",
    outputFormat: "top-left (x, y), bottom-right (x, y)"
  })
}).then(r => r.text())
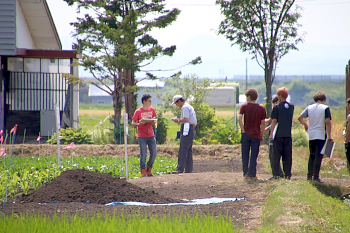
top-left (14, 49), bottom-right (80, 59)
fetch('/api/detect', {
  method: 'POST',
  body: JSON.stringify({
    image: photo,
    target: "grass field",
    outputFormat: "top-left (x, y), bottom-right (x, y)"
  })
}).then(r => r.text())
top-left (0, 213), bottom-right (238, 233)
top-left (79, 108), bottom-right (236, 141)
top-left (79, 105), bottom-right (347, 144)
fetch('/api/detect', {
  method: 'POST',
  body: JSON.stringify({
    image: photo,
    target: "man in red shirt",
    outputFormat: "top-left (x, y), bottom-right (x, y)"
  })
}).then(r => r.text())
top-left (238, 89), bottom-right (266, 181)
top-left (132, 94), bottom-right (157, 177)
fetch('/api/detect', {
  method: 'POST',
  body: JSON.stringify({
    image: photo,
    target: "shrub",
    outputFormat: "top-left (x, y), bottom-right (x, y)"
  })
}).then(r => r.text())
top-left (194, 104), bottom-right (219, 139)
top-left (46, 128), bottom-right (93, 144)
top-left (127, 125), bottom-right (138, 144)
top-left (90, 127), bottom-right (115, 145)
top-left (112, 124), bottom-right (138, 145)
top-left (153, 112), bottom-right (168, 144)
top-left (208, 118), bottom-right (241, 144)
top-left (292, 127), bottom-right (308, 147)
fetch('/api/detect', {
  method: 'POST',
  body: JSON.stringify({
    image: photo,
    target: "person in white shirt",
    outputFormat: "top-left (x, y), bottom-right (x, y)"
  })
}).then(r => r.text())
top-left (171, 95), bottom-right (197, 174)
top-left (298, 92), bottom-right (333, 183)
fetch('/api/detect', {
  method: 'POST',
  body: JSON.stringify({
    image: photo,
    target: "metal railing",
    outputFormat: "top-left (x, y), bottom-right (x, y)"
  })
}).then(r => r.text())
top-left (6, 72), bottom-right (69, 111)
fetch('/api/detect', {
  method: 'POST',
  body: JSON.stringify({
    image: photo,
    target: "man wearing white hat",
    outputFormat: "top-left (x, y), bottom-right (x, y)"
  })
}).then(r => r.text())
top-left (171, 95), bottom-right (197, 174)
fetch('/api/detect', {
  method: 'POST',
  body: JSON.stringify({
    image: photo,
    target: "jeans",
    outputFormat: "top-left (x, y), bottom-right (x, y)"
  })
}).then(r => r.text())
top-left (308, 139), bottom-right (325, 179)
top-left (241, 133), bottom-right (260, 177)
top-left (138, 136), bottom-right (157, 169)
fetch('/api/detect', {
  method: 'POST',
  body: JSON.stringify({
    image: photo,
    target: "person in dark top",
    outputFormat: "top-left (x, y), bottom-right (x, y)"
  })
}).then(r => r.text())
top-left (264, 96), bottom-right (284, 179)
top-left (269, 87), bottom-right (294, 179)
top-left (238, 89), bottom-right (266, 181)
top-left (345, 97), bottom-right (350, 187)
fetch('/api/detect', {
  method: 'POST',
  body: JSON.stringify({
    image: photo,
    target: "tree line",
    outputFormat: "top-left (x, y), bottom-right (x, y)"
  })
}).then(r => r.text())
top-left (65, 0), bottom-right (304, 126)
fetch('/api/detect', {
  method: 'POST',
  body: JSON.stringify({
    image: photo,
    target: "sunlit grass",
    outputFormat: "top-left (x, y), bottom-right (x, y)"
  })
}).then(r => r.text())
top-left (79, 104), bottom-right (114, 111)
top-left (259, 179), bottom-right (350, 232)
top-left (78, 105), bottom-right (347, 147)
top-left (80, 109), bottom-right (114, 117)
top-left (0, 212), bottom-right (239, 233)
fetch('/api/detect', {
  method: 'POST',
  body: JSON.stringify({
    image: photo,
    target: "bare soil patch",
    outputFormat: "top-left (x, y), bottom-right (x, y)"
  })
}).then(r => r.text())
top-left (18, 169), bottom-right (179, 205)
top-left (3, 144), bottom-right (350, 231)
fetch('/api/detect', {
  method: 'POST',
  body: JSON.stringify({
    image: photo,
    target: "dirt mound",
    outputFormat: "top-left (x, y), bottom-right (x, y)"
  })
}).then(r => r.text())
top-left (19, 169), bottom-right (180, 205)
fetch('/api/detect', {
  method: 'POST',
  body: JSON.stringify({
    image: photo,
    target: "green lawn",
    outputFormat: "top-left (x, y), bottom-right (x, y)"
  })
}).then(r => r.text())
top-left (79, 105), bottom-right (347, 144)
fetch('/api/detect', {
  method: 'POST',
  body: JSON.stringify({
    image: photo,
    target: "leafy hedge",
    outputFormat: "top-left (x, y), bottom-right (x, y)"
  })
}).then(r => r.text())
top-left (47, 128), bottom-right (94, 144)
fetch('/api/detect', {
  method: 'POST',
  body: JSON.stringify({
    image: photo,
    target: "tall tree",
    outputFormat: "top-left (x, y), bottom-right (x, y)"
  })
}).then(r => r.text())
top-left (152, 73), bottom-right (217, 137)
top-left (216, 0), bottom-right (304, 115)
top-left (64, 0), bottom-right (201, 124)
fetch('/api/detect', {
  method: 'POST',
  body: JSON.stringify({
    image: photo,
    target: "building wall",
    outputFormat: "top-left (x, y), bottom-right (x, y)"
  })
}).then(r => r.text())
top-left (0, 65), bottom-right (4, 132)
top-left (16, 0), bottom-right (35, 49)
top-left (0, 0), bottom-right (16, 55)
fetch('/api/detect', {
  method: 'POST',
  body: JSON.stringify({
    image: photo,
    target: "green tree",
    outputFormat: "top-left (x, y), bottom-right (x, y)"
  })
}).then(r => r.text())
top-left (64, 0), bottom-right (201, 125)
top-left (216, 0), bottom-right (304, 115)
top-left (78, 82), bottom-right (90, 104)
top-left (153, 73), bottom-right (218, 137)
top-left (152, 112), bottom-right (167, 144)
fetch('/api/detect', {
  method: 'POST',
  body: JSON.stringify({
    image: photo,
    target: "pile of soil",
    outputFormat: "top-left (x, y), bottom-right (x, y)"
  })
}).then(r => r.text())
top-left (19, 169), bottom-right (179, 205)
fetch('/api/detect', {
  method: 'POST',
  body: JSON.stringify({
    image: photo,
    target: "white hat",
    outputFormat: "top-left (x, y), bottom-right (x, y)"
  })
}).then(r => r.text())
top-left (172, 95), bottom-right (183, 105)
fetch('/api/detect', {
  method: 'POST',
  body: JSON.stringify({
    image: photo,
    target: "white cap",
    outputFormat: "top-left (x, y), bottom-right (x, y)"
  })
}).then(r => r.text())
top-left (172, 95), bottom-right (183, 105)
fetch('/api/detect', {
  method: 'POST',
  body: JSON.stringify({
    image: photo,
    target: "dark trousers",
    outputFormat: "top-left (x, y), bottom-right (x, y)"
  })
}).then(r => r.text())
top-left (241, 133), bottom-right (260, 177)
top-left (345, 144), bottom-right (350, 173)
top-left (268, 138), bottom-right (284, 177)
top-left (176, 124), bottom-right (195, 172)
top-left (308, 139), bottom-right (325, 179)
top-left (272, 137), bottom-right (292, 177)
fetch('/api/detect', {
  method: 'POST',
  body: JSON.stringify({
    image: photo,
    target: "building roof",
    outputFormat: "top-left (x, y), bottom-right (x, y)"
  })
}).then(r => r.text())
top-left (137, 79), bottom-right (165, 88)
top-left (89, 85), bottom-right (112, 97)
top-left (19, 0), bottom-right (61, 50)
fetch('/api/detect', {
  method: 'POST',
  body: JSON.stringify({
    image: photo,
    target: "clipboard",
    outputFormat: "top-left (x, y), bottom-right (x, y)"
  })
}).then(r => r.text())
top-left (321, 139), bottom-right (335, 158)
top-left (272, 123), bottom-right (278, 140)
top-left (141, 118), bottom-right (157, 122)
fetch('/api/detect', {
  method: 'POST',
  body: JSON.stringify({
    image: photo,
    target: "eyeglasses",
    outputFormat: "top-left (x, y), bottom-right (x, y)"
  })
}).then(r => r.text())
top-left (146, 100), bottom-right (152, 102)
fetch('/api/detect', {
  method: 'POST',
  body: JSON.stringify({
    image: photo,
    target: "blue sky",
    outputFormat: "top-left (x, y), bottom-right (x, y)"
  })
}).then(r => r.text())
top-left (47, 0), bottom-right (350, 78)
